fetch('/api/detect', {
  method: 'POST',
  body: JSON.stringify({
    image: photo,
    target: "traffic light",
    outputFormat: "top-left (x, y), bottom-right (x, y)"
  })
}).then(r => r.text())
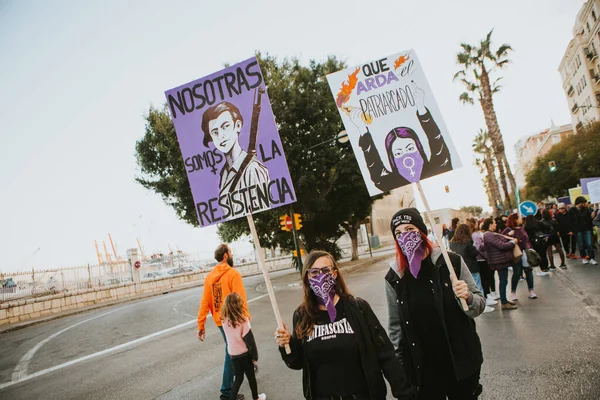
top-left (293, 213), bottom-right (303, 231)
top-left (292, 249), bottom-right (306, 257)
top-left (548, 161), bottom-right (557, 172)
top-left (445, 185), bottom-right (449, 193)
top-left (279, 215), bottom-right (291, 231)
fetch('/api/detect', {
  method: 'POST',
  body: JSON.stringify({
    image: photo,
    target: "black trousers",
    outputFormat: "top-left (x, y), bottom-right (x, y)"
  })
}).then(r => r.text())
top-left (419, 369), bottom-right (482, 400)
top-left (477, 260), bottom-right (495, 296)
top-left (562, 233), bottom-right (574, 255)
top-left (532, 241), bottom-right (549, 271)
top-left (231, 353), bottom-right (258, 400)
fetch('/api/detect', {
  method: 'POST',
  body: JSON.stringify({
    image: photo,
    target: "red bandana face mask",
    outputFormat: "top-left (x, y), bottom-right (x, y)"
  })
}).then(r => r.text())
top-left (397, 231), bottom-right (426, 278)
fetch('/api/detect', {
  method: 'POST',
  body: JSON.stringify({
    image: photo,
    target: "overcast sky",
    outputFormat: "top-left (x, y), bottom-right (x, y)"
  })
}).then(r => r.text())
top-left (0, 0), bottom-right (584, 272)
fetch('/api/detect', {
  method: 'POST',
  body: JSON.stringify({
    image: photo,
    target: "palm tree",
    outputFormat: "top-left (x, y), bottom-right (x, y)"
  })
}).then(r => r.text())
top-left (473, 129), bottom-right (503, 213)
top-left (455, 29), bottom-right (517, 208)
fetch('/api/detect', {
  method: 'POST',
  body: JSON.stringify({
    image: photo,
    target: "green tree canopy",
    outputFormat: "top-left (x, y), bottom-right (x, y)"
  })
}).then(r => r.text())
top-left (525, 123), bottom-right (600, 200)
top-left (135, 54), bottom-right (379, 260)
top-left (459, 205), bottom-right (484, 216)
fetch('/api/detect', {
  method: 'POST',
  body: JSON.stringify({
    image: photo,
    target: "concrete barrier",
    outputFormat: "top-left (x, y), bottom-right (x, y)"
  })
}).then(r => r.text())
top-left (0, 256), bottom-right (293, 326)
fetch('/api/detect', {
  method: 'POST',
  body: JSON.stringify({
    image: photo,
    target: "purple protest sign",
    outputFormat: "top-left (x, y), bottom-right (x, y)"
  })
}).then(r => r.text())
top-left (165, 57), bottom-right (296, 228)
top-left (557, 196), bottom-right (571, 206)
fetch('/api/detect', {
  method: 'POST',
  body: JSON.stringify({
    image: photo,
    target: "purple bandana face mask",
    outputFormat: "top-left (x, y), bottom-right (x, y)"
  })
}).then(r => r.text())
top-left (394, 152), bottom-right (424, 183)
top-left (391, 134), bottom-right (424, 183)
top-left (308, 273), bottom-right (337, 323)
top-left (397, 230), bottom-right (426, 278)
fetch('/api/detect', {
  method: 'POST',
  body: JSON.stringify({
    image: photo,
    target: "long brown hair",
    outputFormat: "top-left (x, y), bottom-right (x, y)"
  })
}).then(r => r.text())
top-left (220, 292), bottom-right (248, 328)
top-left (295, 251), bottom-right (351, 340)
top-left (450, 224), bottom-right (472, 244)
top-left (466, 217), bottom-right (478, 232)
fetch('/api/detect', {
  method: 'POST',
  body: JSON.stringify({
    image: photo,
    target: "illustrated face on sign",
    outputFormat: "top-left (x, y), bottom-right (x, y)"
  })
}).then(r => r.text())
top-left (392, 137), bottom-right (419, 159)
top-left (201, 102), bottom-right (245, 154)
top-left (386, 127), bottom-right (424, 183)
top-left (208, 112), bottom-right (242, 154)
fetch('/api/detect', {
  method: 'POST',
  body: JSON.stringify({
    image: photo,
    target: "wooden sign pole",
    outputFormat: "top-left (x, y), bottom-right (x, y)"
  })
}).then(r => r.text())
top-left (414, 182), bottom-right (469, 311)
top-left (246, 214), bottom-right (291, 354)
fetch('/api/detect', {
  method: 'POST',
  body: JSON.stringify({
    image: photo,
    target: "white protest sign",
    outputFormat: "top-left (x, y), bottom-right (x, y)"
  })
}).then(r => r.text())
top-left (588, 179), bottom-right (600, 203)
top-left (326, 50), bottom-right (461, 196)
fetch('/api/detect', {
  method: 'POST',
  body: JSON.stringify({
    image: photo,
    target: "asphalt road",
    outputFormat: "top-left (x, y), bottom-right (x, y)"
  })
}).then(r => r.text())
top-left (1, 255), bottom-right (600, 400)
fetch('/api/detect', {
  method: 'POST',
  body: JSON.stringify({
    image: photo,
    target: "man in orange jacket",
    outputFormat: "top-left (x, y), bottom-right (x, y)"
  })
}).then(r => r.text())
top-left (198, 243), bottom-right (250, 400)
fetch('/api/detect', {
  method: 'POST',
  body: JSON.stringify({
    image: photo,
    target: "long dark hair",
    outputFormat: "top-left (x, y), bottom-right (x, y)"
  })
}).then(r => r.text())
top-left (481, 217), bottom-right (495, 232)
top-left (384, 127), bottom-right (426, 175)
top-left (295, 251), bottom-right (351, 340)
top-left (450, 224), bottom-right (472, 244)
top-left (524, 215), bottom-right (541, 231)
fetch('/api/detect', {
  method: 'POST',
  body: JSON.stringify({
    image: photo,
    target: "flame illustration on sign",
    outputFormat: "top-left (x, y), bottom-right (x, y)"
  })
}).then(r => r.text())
top-left (394, 54), bottom-right (410, 69)
top-left (335, 67), bottom-right (360, 108)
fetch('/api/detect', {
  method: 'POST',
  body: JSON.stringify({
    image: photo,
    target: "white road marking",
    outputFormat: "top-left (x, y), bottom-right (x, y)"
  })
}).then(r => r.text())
top-left (172, 297), bottom-right (196, 319)
top-left (2, 293), bottom-right (270, 391)
top-left (11, 305), bottom-right (135, 381)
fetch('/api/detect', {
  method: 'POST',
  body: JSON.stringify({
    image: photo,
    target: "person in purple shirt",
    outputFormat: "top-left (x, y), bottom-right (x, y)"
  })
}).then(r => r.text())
top-left (503, 213), bottom-right (537, 301)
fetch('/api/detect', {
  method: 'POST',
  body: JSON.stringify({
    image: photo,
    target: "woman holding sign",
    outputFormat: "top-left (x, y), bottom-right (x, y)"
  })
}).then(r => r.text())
top-left (275, 250), bottom-right (416, 400)
top-left (385, 208), bottom-right (485, 399)
top-left (346, 81), bottom-right (452, 191)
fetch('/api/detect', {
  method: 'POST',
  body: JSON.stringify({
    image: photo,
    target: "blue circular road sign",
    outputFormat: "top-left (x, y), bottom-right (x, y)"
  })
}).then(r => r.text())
top-left (519, 201), bottom-right (538, 216)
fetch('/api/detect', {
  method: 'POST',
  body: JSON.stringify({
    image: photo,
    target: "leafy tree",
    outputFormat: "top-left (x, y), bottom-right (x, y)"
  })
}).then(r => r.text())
top-left (455, 30), bottom-right (516, 208)
top-left (525, 122), bottom-right (600, 199)
top-left (135, 54), bottom-right (379, 260)
top-left (459, 205), bottom-right (484, 217)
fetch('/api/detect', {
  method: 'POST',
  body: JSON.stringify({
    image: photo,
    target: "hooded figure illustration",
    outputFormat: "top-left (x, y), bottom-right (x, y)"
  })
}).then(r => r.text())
top-left (385, 126), bottom-right (427, 183)
top-left (347, 81), bottom-right (453, 192)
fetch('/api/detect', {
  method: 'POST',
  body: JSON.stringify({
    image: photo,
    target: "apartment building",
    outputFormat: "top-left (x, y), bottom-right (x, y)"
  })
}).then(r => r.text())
top-left (513, 122), bottom-right (574, 188)
top-left (558, 0), bottom-right (600, 131)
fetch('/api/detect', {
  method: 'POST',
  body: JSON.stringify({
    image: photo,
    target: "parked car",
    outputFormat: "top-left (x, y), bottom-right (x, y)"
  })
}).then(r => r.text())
top-left (1, 278), bottom-right (17, 288)
top-left (142, 271), bottom-right (168, 280)
top-left (166, 267), bottom-right (188, 275)
top-left (102, 278), bottom-right (132, 286)
top-left (1, 278), bottom-right (17, 294)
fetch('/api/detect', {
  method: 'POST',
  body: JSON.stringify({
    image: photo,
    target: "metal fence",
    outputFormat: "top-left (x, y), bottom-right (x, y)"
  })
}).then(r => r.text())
top-left (0, 242), bottom-right (376, 303)
top-left (0, 250), bottom-right (295, 303)
top-left (0, 251), bottom-right (208, 302)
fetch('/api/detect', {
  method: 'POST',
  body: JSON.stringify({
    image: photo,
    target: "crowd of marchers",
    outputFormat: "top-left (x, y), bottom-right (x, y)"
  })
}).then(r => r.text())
top-left (192, 199), bottom-right (598, 400)
top-left (197, 207), bottom-right (492, 400)
top-left (436, 197), bottom-right (599, 313)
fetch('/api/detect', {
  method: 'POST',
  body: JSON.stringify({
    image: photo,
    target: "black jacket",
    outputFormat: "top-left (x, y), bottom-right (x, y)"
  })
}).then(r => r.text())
top-left (569, 206), bottom-right (594, 232)
top-left (449, 241), bottom-right (480, 273)
top-left (279, 296), bottom-right (415, 400)
top-left (385, 250), bottom-right (484, 393)
top-left (554, 211), bottom-right (572, 234)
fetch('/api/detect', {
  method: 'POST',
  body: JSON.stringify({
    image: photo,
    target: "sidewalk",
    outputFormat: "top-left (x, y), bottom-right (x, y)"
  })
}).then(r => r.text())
top-left (0, 248), bottom-right (394, 335)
